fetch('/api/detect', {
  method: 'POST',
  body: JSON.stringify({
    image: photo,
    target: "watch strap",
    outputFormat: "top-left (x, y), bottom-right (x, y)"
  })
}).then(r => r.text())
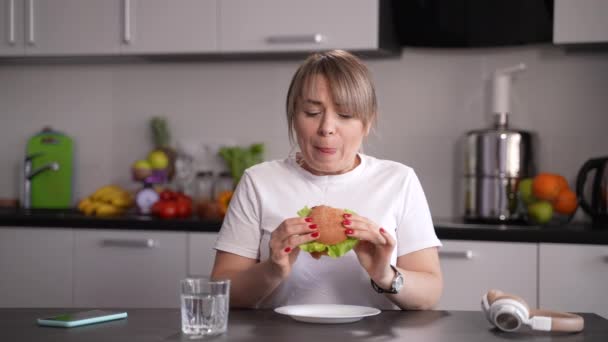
top-left (370, 265), bottom-right (401, 294)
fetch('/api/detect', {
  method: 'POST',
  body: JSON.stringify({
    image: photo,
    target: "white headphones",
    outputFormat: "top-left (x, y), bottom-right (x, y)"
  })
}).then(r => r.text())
top-left (481, 289), bottom-right (584, 333)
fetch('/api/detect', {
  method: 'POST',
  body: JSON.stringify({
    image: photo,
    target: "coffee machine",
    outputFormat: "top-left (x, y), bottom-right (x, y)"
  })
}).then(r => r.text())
top-left (463, 64), bottom-right (536, 223)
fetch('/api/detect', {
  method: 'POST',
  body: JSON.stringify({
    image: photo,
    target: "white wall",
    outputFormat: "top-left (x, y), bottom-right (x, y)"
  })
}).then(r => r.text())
top-left (1, 45), bottom-right (607, 219)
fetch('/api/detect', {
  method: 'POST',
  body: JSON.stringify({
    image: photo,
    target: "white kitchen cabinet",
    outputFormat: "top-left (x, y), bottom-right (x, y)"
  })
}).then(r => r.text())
top-left (219, 0), bottom-right (385, 53)
top-left (0, 0), bottom-right (25, 55)
top-left (0, 227), bottom-right (73, 307)
top-left (554, 0), bottom-right (608, 44)
top-left (539, 243), bottom-right (608, 319)
top-left (437, 240), bottom-right (538, 310)
top-left (120, 0), bottom-right (217, 54)
top-left (188, 232), bottom-right (218, 277)
top-left (73, 229), bottom-right (187, 308)
top-left (23, 0), bottom-right (120, 56)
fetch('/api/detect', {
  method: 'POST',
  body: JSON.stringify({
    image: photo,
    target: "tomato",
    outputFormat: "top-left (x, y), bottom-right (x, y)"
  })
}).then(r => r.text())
top-left (151, 201), bottom-right (162, 215)
top-left (176, 201), bottom-right (192, 218)
top-left (158, 202), bottom-right (177, 219)
top-left (160, 190), bottom-right (175, 201)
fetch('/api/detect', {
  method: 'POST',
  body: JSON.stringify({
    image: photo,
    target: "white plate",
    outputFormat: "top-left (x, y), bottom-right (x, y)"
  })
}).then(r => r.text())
top-left (274, 304), bottom-right (381, 324)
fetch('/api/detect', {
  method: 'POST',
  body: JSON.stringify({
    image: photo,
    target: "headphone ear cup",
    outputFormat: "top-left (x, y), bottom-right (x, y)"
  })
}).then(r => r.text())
top-left (489, 298), bottom-right (530, 332)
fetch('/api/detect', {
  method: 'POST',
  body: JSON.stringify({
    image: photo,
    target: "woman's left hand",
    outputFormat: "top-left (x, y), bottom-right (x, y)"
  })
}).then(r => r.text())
top-left (343, 213), bottom-right (396, 282)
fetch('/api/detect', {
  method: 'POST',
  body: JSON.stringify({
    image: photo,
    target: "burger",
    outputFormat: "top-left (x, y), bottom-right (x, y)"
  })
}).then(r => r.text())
top-left (297, 205), bottom-right (359, 259)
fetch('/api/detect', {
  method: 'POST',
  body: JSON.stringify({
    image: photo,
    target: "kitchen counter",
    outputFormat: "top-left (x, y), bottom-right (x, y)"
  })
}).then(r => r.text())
top-left (1, 308), bottom-right (606, 342)
top-left (1, 208), bottom-right (608, 244)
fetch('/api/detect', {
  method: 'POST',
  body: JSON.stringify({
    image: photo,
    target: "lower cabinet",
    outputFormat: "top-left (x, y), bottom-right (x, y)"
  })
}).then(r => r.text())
top-left (539, 243), bottom-right (608, 319)
top-left (73, 229), bottom-right (187, 308)
top-left (437, 240), bottom-right (538, 310)
top-left (2, 226), bottom-right (607, 315)
top-left (0, 227), bottom-right (73, 308)
top-left (188, 233), bottom-right (218, 277)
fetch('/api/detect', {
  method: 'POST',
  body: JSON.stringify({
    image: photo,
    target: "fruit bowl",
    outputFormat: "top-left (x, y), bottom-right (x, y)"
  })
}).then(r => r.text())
top-left (518, 173), bottom-right (578, 227)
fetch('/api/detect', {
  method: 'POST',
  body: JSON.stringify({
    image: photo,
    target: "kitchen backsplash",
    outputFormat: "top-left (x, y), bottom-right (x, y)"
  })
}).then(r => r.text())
top-left (1, 45), bottom-right (607, 219)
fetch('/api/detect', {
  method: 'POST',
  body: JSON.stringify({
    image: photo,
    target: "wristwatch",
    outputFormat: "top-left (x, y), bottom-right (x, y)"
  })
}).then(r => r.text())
top-left (371, 265), bottom-right (404, 294)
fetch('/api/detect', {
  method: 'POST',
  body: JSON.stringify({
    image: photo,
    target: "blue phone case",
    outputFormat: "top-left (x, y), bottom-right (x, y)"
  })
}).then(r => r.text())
top-left (37, 311), bottom-right (127, 328)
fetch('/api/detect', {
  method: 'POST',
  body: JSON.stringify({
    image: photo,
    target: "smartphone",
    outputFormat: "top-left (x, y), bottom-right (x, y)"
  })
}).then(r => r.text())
top-left (37, 310), bottom-right (127, 328)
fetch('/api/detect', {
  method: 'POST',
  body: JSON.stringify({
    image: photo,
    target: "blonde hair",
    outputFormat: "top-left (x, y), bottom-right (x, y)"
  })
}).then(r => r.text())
top-left (285, 50), bottom-right (378, 145)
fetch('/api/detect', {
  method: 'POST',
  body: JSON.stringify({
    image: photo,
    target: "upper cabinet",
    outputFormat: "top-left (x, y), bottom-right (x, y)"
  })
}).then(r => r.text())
top-left (120, 0), bottom-right (217, 54)
top-left (554, 0), bottom-right (608, 44)
top-left (0, 0), bottom-right (25, 55)
top-left (219, 0), bottom-right (393, 53)
top-left (24, 0), bottom-right (120, 56)
top-left (0, 0), bottom-right (393, 57)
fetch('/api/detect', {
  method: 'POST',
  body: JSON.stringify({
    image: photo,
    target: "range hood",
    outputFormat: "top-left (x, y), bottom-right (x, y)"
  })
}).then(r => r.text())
top-left (392, 0), bottom-right (553, 47)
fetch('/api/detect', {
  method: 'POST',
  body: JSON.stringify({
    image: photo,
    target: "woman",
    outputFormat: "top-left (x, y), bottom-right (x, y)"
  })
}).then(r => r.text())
top-left (211, 50), bottom-right (442, 310)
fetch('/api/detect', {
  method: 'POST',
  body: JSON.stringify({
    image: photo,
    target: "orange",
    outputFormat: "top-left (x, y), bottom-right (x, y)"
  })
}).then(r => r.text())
top-left (532, 173), bottom-right (566, 201)
top-left (217, 190), bottom-right (233, 216)
top-left (552, 189), bottom-right (578, 215)
top-left (555, 174), bottom-right (569, 192)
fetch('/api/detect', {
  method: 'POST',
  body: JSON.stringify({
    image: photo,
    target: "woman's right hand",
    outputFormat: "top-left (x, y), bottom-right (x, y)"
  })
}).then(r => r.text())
top-left (268, 217), bottom-right (319, 278)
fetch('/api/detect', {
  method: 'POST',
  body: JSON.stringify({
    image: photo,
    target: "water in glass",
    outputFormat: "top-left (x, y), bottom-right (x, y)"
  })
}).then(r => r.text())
top-left (181, 293), bottom-right (229, 336)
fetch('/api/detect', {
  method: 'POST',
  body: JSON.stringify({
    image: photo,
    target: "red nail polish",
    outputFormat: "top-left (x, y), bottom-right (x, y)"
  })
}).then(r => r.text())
top-left (343, 213), bottom-right (352, 218)
top-left (284, 247), bottom-right (292, 253)
top-left (309, 224), bottom-right (318, 229)
top-left (346, 229), bottom-right (354, 235)
top-left (305, 217), bottom-right (313, 222)
top-left (311, 232), bottom-right (319, 238)
top-left (342, 220), bottom-right (351, 225)
top-left (379, 228), bottom-right (385, 233)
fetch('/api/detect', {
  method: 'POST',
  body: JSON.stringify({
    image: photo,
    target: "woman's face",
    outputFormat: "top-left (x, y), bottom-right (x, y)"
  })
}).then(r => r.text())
top-left (294, 75), bottom-right (370, 175)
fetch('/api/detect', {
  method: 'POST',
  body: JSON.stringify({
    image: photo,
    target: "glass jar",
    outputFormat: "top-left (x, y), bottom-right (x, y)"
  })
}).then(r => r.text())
top-left (194, 171), bottom-right (214, 202)
top-left (213, 171), bottom-right (234, 200)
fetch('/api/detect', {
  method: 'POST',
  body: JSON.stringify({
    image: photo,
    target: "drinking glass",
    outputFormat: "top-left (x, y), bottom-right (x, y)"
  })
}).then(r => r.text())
top-left (180, 277), bottom-right (230, 338)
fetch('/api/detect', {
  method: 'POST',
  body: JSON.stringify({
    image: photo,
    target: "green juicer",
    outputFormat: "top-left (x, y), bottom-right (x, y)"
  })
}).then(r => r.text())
top-left (25, 128), bottom-right (74, 209)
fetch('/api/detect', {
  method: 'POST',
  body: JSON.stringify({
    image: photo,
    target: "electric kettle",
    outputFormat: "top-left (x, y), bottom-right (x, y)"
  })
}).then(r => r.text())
top-left (576, 156), bottom-right (608, 225)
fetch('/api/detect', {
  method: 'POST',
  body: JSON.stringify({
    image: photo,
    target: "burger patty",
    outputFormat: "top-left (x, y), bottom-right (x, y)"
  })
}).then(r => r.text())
top-left (308, 205), bottom-right (347, 245)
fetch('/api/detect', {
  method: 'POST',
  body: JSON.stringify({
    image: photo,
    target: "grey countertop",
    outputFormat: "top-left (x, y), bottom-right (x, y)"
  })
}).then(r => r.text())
top-left (1, 308), bottom-right (607, 342)
top-left (2, 208), bottom-right (608, 244)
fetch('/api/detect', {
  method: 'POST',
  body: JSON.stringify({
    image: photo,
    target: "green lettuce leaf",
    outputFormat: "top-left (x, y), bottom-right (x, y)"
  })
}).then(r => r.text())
top-left (296, 206), bottom-right (359, 258)
top-left (297, 206), bottom-right (312, 218)
top-left (326, 238), bottom-right (359, 258)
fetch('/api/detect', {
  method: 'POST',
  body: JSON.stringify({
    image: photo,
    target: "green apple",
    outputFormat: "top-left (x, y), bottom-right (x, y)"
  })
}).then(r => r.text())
top-left (527, 201), bottom-right (553, 225)
top-left (518, 178), bottom-right (536, 205)
top-left (132, 159), bottom-right (152, 170)
top-left (147, 150), bottom-right (169, 170)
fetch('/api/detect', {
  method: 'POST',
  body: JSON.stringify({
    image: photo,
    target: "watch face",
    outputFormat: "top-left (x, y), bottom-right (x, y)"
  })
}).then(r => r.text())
top-left (393, 273), bottom-right (404, 292)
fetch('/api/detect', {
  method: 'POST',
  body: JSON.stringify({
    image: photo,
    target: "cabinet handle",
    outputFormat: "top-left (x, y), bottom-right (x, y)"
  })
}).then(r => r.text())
top-left (101, 238), bottom-right (158, 248)
top-left (439, 250), bottom-right (474, 259)
top-left (7, 0), bottom-right (15, 44)
top-left (26, 0), bottom-right (34, 45)
top-left (266, 34), bottom-right (325, 45)
top-left (123, 0), bottom-right (131, 44)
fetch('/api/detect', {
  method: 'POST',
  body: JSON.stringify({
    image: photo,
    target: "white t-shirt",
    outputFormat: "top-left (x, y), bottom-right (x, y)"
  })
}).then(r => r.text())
top-left (214, 154), bottom-right (441, 309)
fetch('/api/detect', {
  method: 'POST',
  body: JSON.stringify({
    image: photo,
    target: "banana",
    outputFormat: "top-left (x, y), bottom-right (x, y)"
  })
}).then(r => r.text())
top-left (93, 185), bottom-right (127, 200)
top-left (81, 200), bottom-right (99, 216)
top-left (79, 185), bottom-right (134, 217)
top-left (110, 194), bottom-right (133, 208)
top-left (77, 197), bottom-right (93, 211)
top-left (95, 203), bottom-right (124, 217)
